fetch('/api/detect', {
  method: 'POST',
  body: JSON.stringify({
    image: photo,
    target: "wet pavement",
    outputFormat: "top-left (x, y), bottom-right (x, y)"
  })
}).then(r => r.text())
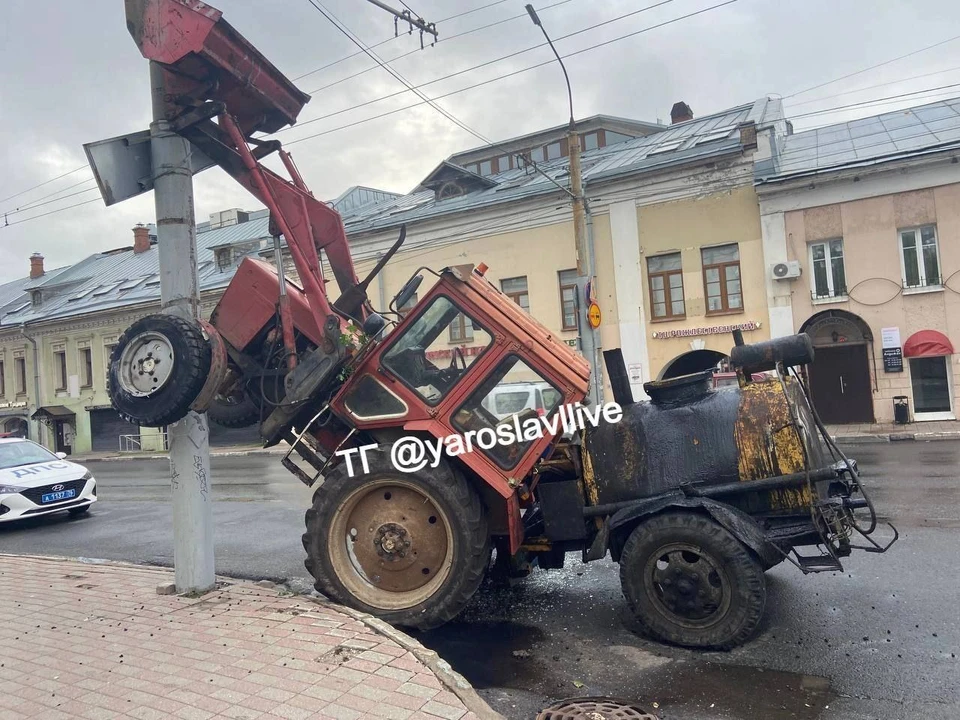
top-left (416, 441), bottom-right (960, 719)
top-left (1, 442), bottom-right (958, 719)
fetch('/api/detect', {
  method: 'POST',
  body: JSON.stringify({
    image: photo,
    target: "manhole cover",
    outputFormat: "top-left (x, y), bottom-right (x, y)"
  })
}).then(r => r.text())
top-left (536, 697), bottom-right (659, 720)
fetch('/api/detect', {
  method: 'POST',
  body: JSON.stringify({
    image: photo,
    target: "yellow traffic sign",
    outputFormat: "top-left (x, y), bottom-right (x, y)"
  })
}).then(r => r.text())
top-left (587, 302), bottom-right (602, 329)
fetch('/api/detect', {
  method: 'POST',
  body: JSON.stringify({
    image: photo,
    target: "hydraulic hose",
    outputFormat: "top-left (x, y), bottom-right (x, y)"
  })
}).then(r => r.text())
top-left (790, 367), bottom-right (878, 535)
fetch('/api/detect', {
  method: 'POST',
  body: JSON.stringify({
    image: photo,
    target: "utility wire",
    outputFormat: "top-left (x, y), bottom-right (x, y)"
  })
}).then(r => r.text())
top-left (0, 165), bottom-right (88, 206)
top-left (4, 186), bottom-right (100, 217)
top-left (292, 0), bottom-right (511, 81)
top-left (783, 33), bottom-right (960, 100)
top-left (278, 0), bottom-right (737, 145)
top-left (1, 198), bottom-right (101, 228)
top-left (304, 0), bottom-right (575, 197)
top-left (306, 0), bottom-right (577, 96)
top-left (785, 65), bottom-right (960, 108)
top-left (785, 82), bottom-right (960, 122)
top-left (287, 0), bottom-right (679, 131)
top-left (1, 176), bottom-right (96, 216)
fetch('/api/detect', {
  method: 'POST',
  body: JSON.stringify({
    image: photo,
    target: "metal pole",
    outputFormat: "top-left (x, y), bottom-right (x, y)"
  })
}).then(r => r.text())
top-left (150, 61), bottom-right (215, 593)
top-left (568, 130), bottom-right (601, 402)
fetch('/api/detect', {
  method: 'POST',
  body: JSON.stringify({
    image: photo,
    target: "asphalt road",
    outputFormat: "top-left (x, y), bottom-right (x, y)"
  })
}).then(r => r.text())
top-left (1, 443), bottom-right (958, 720)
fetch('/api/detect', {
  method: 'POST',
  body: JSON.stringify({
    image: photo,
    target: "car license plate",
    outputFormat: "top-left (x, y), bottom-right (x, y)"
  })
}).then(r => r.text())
top-left (41, 489), bottom-right (76, 504)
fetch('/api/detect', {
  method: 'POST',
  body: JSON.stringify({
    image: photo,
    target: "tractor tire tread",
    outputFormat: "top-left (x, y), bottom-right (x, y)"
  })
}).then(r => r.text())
top-left (302, 449), bottom-right (488, 630)
top-left (107, 314), bottom-right (211, 428)
top-left (619, 511), bottom-right (766, 650)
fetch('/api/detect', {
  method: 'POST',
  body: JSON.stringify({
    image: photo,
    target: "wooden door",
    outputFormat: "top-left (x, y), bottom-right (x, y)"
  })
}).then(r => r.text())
top-left (808, 344), bottom-right (874, 424)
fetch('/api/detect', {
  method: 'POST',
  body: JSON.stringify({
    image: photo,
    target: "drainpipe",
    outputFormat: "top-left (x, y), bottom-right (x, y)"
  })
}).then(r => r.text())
top-left (20, 323), bottom-right (42, 445)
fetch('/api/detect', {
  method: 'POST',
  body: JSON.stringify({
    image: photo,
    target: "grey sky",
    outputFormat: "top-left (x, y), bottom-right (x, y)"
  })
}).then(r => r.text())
top-left (1, 0), bottom-right (959, 283)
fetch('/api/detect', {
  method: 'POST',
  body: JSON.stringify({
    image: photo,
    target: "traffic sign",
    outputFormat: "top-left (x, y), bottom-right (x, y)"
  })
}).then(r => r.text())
top-left (587, 302), bottom-right (601, 329)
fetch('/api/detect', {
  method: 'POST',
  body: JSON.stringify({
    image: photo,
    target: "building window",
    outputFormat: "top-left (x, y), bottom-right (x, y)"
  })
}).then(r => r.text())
top-left (647, 252), bottom-right (685, 320)
top-left (54, 350), bottom-right (67, 391)
top-left (0, 360), bottom-right (4, 398)
top-left (605, 130), bottom-right (634, 145)
top-left (559, 269), bottom-right (578, 330)
top-left (810, 239), bottom-right (846, 299)
top-left (479, 159), bottom-right (493, 176)
top-left (31, 290), bottom-right (42, 308)
top-left (15, 358), bottom-right (27, 395)
top-left (79, 347), bottom-right (93, 388)
top-left (900, 225), bottom-right (941, 289)
top-left (582, 132), bottom-right (599, 151)
top-left (215, 248), bottom-right (232, 272)
top-left (544, 142), bottom-right (562, 161)
top-left (397, 292), bottom-right (418, 318)
top-left (465, 163), bottom-right (479, 174)
top-left (448, 314), bottom-right (474, 343)
top-left (701, 244), bottom-right (742, 314)
top-left (501, 276), bottom-right (530, 312)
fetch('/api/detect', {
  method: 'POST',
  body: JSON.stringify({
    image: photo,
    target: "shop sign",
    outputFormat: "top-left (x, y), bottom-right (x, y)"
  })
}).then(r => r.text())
top-left (652, 320), bottom-right (761, 340)
top-left (881, 326), bottom-right (903, 373)
top-left (0, 401), bottom-right (27, 410)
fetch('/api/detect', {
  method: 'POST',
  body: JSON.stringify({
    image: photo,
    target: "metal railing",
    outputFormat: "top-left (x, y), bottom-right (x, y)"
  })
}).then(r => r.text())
top-left (119, 432), bottom-right (169, 453)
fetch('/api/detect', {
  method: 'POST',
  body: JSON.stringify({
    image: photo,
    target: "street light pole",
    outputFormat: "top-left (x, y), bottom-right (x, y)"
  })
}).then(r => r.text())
top-left (525, 5), bottom-right (601, 402)
top-left (149, 61), bottom-right (216, 593)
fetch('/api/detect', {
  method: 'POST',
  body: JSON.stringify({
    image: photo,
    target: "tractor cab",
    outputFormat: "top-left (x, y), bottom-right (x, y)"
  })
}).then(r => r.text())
top-left (328, 263), bottom-right (590, 546)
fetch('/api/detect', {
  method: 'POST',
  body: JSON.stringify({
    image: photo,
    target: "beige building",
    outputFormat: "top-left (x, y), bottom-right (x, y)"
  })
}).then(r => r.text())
top-left (2, 98), bottom-right (797, 453)
top-left (336, 99), bottom-right (785, 401)
top-left (757, 98), bottom-right (960, 424)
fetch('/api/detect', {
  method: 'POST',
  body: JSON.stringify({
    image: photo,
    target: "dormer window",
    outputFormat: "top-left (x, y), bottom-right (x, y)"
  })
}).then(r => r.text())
top-left (437, 182), bottom-right (466, 200)
top-left (31, 290), bottom-right (42, 307)
top-left (215, 248), bottom-right (233, 272)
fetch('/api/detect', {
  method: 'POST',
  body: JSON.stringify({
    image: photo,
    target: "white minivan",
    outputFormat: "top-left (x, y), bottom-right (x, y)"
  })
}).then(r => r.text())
top-left (481, 381), bottom-right (562, 421)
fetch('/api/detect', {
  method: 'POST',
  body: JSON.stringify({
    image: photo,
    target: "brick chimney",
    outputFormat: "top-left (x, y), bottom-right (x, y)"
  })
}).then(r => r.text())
top-left (29, 252), bottom-right (44, 279)
top-left (670, 101), bottom-right (693, 124)
top-left (133, 224), bottom-right (151, 254)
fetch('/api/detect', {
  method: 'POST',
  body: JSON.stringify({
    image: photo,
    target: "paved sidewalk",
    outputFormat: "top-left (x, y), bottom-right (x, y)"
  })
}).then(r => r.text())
top-left (828, 420), bottom-right (960, 443)
top-left (0, 555), bottom-right (501, 720)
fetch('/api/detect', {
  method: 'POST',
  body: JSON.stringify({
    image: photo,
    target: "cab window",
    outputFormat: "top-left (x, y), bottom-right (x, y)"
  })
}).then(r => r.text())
top-left (382, 295), bottom-right (492, 405)
top-left (452, 355), bottom-right (563, 470)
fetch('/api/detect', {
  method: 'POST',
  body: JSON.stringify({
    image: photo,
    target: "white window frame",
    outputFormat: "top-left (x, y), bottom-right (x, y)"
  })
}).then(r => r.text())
top-left (808, 238), bottom-right (847, 301)
top-left (899, 225), bottom-right (942, 292)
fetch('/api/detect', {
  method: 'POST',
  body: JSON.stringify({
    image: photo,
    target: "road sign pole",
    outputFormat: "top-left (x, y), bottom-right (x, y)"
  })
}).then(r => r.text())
top-left (568, 130), bottom-right (602, 403)
top-left (149, 61), bottom-right (216, 593)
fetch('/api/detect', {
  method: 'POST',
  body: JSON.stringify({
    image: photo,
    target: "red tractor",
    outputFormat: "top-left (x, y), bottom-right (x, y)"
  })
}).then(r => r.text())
top-left (109, 0), bottom-right (894, 649)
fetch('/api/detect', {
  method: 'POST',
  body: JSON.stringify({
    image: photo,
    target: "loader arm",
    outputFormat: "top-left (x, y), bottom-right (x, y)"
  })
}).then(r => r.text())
top-left (125, 0), bottom-right (365, 337)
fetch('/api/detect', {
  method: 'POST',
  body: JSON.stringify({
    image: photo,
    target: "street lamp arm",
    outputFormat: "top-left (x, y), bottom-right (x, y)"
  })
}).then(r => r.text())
top-left (525, 4), bottom-right (574, 129)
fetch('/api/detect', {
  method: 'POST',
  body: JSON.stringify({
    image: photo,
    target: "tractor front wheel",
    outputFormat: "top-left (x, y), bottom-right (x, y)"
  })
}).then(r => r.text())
top-left (303, 451), bottom-right (488, 629)
top-left (619, 512), bottom-right (766, 650)
top-left (108, 314), bottom-right (211, 428)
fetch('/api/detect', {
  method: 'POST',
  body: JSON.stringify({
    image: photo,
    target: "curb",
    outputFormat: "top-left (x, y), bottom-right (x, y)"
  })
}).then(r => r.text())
top-left (309, 597), bottom-right (505, 720)
top-left (72, 447), bottom-right (289, 463)
top-left (833, 431), bottom-right (960, 444)
top-left (2, 554), bottom-right (503, 720)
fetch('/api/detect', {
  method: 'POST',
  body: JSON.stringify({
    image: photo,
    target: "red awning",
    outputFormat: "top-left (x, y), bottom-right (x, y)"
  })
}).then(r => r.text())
top-left (903, 330), bottom-right (954, 358)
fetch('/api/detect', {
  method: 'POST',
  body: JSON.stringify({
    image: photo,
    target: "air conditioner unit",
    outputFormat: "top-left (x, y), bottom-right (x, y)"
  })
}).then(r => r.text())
top-left (771, 261), bottom-right (801, 280)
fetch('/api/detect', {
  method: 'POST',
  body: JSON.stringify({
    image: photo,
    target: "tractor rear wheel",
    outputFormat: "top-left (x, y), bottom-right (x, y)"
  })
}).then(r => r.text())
top-left (208, 380), bottom-right (261, 429)
top-left (108, 314), bottom-right (211, 428)
top-left (303, 450), bottom-right (488, 629)
top-left (619, 512), bottom-right (766, 650)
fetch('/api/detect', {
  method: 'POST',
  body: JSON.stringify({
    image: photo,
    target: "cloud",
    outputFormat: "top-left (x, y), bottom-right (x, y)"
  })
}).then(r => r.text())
top-left (2, 0), bottom-right (959, 282)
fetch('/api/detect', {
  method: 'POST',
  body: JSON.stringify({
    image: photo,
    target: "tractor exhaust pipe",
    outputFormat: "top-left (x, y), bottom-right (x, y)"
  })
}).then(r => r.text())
top-left (603, 348), bottom-right (634, 407)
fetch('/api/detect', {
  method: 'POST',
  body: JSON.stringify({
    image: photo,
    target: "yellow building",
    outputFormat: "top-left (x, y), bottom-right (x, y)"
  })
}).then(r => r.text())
top-left (333, 99), bottom-right (784, 400)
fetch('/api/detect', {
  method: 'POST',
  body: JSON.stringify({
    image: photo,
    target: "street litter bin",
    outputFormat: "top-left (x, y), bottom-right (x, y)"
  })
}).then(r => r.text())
top-left (893, 396), bottom-right (910, 425)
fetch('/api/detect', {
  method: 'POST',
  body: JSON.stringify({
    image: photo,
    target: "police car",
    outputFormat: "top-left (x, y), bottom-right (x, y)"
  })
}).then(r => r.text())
top-left (0, 438), bottom-right (97, 522)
